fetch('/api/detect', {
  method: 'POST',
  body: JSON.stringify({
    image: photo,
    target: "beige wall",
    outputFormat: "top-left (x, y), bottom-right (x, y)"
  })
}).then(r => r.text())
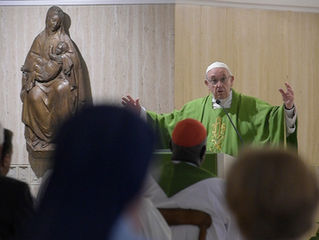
top-left (175, 4), bottom-right (319, 167)
top-left (0, 4), bottom-right (174, 192)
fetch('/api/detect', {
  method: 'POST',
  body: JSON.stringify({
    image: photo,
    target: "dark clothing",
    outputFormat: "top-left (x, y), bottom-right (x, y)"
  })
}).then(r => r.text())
top-left (0, 176), bottom-right (34, 240)
top-left (19, 105), bottom-right (155, 240)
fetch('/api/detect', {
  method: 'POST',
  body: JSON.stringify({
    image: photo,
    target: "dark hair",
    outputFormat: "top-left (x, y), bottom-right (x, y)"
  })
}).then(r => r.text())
top-left (226, 147), bottom-right (319, 240)
top-left (171, 141), bottom-right (206, 166)
top-left (1, 129), bottom-right (13, 163)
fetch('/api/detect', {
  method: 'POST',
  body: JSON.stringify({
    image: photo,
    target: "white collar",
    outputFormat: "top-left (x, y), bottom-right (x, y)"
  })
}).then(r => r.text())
top-left (172, 160), bottom-right (198, 167)
top-left (212, 90), bottom-right (232, 109)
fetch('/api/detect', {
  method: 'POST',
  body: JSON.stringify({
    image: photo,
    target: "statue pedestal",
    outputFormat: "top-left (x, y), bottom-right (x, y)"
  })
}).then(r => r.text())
top-left (27, 144), bottom-right (53, 178)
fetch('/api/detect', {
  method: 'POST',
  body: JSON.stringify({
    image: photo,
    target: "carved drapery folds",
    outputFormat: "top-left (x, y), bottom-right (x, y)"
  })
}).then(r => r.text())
top-left (21, 6), bottom-right (92, 177)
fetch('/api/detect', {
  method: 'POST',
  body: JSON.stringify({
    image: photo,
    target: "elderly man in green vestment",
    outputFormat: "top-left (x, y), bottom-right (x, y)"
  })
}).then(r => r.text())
top-left (122, 61), bottom-right (297, 156)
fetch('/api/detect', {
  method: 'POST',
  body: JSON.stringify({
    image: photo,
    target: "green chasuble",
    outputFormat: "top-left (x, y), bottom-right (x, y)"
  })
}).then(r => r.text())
top-left (147, 89), bottom-right (297, 156)
top-left (158, 162), bottom-right (215, 197)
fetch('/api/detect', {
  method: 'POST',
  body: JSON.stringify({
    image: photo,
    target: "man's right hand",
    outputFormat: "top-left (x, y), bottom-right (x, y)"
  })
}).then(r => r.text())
top-left (121, 95), bottom-right (141, 114)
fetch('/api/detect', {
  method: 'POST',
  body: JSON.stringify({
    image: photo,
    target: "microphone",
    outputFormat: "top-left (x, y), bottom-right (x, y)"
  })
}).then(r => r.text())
top-left (215, 99), bottom-right (244, 145)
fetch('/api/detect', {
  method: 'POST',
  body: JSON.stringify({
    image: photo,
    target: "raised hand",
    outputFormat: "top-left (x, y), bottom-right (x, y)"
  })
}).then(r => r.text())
top-left (121, 95), bottom-right (141, 114)
top-left (279, 82), bottom-right (294, 109)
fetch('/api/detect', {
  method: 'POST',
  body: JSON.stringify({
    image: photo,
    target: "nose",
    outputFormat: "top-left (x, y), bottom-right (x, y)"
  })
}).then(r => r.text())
top-left (215, 80), bottom-right (223, 87)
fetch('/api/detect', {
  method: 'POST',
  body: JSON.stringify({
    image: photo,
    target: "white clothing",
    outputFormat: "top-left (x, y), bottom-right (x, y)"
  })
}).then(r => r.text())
top-left (137, 197), bottom-right (172, 240)
top-left (145, 177), bottom-right (243, 240)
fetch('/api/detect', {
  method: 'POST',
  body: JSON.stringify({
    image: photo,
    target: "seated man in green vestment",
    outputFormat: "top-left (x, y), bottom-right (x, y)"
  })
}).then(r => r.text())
top-left (122, 61), bottom-right (297, 156)
top-left (158, 118), bottom-right (214, 197)
top-left (147, 118), bottom-right (243, 240)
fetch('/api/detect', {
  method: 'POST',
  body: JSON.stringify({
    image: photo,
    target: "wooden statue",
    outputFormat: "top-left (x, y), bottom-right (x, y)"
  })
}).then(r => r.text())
top-left (20, 6), bottom-right (92, 177)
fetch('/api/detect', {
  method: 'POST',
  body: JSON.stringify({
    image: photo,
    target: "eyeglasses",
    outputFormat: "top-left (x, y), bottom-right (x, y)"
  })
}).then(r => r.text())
top-left (207, 76), bottom-right (231, 85)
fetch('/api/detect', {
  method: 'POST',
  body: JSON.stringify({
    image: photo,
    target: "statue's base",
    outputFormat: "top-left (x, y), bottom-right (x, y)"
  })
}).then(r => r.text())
top-left (27, 145), bottom-right (53, 178)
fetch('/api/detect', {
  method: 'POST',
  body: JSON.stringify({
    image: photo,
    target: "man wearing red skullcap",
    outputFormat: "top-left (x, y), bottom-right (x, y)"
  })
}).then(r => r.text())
top-left (159, 118), bottom-right (212, 196)
top-left (147, 119), bottom-right (243, 240)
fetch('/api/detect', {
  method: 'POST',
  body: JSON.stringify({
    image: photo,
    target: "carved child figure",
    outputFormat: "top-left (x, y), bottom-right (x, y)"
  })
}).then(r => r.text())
top-left (22, 41), bottom-right (75, 93)
top-left (49, 41), bottom-right (76, 91)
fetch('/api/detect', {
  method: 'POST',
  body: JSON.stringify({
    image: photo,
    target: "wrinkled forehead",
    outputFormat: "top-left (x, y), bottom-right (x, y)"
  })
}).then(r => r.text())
top-left (207, 67), bottom-right (230, 78)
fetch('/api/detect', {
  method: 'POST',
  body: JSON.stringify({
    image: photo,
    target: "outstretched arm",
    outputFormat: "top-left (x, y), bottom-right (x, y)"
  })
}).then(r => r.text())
top-left (279, 82), bottom-right (294, 109)
top-left (279, 82), bottom-right (297, 135)
top-left (121, 95), bottom-right (142, 114)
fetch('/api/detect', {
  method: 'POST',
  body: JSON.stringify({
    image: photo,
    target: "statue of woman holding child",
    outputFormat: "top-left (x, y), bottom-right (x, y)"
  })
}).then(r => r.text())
top-left (20, 6), bottom-right (92, 175)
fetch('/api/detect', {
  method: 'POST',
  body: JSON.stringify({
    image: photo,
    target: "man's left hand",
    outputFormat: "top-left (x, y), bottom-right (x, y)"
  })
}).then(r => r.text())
top-left (279, 82), bottom-right (294, 109)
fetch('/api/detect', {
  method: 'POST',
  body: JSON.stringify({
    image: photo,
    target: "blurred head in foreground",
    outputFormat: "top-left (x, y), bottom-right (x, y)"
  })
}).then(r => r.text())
top-left (23, 105), bottom-right (155, 240)
top-left (226, 147), bottom-right (319, 240)
top-left (0, 128), bottom-right (13, 176)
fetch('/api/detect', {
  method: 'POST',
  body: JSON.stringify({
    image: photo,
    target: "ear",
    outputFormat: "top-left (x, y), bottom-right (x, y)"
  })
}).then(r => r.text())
top-left (230, 76), bottom-right (235, 87)
top-left (204, 79), bottom-right (209, 87)
top-left (200, 145), bottom-right (206, 160)
top-left (1, 153), bottom-right (12, 176)
top-left (169, 139), bottom-right (173, 151)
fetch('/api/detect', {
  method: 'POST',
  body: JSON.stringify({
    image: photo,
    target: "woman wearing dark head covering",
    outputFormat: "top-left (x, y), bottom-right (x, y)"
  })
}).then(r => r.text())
top-left (20, 105), bottom-right (155, 240)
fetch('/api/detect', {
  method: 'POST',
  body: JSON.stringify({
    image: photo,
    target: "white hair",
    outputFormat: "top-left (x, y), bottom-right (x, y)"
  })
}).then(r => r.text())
top-left (206, 61), bottom-right (233, 77)
top-left (0, 122), bottom-right (3, 145)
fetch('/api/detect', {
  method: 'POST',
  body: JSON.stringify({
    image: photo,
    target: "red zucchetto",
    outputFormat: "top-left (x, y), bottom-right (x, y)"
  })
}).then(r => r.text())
top-left (172, 118), bottom-right (207, 147)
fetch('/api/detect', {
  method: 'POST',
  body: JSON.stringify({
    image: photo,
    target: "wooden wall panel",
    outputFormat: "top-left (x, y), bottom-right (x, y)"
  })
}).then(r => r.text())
top-left (175, 4), bottom-right (319, 167)
top-left (0, 5), bottom-right (174, 191)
